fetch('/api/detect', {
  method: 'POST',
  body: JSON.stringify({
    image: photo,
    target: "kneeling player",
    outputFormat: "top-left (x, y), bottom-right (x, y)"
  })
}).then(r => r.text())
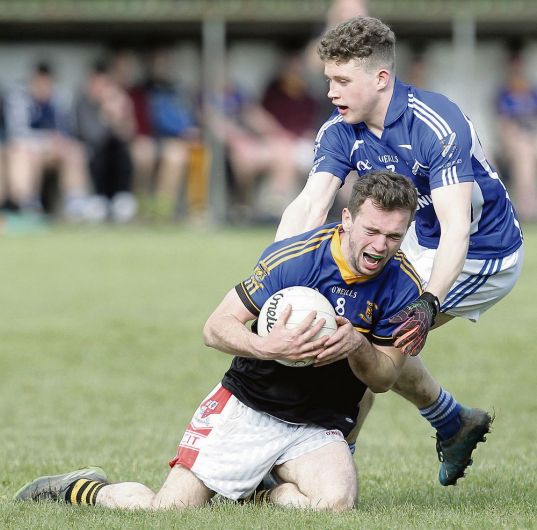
top-left (15, 171), bottom-right (427, 511)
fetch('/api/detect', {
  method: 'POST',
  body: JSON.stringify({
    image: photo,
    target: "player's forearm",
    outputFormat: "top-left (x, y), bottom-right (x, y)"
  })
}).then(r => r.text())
top-left (203, 315), bottom-right (262, 359)
top-left (276, 172), bottom-right (341, 241)
top-left (425, 226), bottom-right (470, 303)
top-left (275, 194), bottom-right (326, 241)
top-left (347, 341), bottom-right (399, 393)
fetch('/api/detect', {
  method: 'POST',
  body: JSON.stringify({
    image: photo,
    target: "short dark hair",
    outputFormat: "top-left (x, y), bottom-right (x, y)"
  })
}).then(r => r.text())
top-left (35, 61), bottom-right (53, 76)
top-left (92, 59), bottom-right (109, 75)
top-left (347, 170), bottom-right (417, 221)
top-left (318, 16), bottom-right (396, 71)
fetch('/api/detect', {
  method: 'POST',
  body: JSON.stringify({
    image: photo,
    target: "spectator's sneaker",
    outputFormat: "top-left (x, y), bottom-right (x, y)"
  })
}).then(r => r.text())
top-left (13, 467), bottom-right (107, 502)
top-left (63, 195), bottom-right (90, 223)
top-left (110, 192), bottom-right (138, 224)
top-left (83, 195), bottom-right (109, 224)
top-left (436, 407), bottom-right (492, 486)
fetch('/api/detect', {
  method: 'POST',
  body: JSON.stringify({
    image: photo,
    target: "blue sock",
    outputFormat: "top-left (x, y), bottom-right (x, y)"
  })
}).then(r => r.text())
top-left (420, 388), bottom-right (462, 441)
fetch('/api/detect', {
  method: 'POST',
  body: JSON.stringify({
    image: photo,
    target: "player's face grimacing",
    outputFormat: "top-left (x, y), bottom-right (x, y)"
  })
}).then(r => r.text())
top-left (341, 198), bottom-right (410, 277)
top-left (324, 59), bottom-right (385, 125)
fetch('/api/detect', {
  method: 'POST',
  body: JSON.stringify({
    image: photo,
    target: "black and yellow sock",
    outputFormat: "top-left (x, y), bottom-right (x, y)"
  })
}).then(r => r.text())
top-left (64, 479), bottom-right (107, 505)
top-left (253, 489), bottom-right (271, 504)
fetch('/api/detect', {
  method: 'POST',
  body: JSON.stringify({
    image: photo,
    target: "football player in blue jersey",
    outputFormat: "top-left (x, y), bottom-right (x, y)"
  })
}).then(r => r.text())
top-left (277, 16), bottom-right (524, 486)
top-left (14, 171), bottom-right (422, 511)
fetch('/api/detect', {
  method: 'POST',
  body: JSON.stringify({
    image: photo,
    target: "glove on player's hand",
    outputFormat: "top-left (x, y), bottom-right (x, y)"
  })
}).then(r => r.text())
top-left (389, 292), bottom-right (440, 356)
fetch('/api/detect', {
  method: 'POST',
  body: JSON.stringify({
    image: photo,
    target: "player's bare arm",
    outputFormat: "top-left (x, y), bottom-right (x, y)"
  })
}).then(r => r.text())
top-left (275, 172), bottom-right (341, 241)
top-left (315, 315), bottom-right (406, 392)
top-left (203, 288), bottom-right (329, 362)
top-left (425, 182), bottom-right (473, 303)
top-left (391, 182), bottom-right (473, 355)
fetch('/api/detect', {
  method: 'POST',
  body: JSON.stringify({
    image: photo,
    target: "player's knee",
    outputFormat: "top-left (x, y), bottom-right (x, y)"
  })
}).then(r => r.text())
top-left (313, 489), bottom-right (355, 512)
top-left (311, 482), bottom-right (357, 512)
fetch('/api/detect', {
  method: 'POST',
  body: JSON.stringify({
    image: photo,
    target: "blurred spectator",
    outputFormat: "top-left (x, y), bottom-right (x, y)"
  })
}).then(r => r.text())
top-left (258, 51), bottom-right (320, 215)
top-left (109, 51), bottom-right (154, 202)
top-left (74, 61), bottom-right (137, 223)
top-left (4, 62), bottom-right (90, 220)
top-left (406, 50), bottom-right (428, 89)
top-left (306, 0), bottom-right (369, 69)
top-left (208, 73), bottom-right (268, 217)
top-left (0, 91), bottom-right (8, 211)
top-left (302, 0), bottom-right (368, 222)
top-left (115, 48), bottom-right (202, 220)
top-left (496, 51), bottom-right (537, 221)
top-left (209, 52), bottom-right (320, 222)
top-left (305, 0), bottom-right (369, 126)
top-left (325, 0), bottom-right (369, 27)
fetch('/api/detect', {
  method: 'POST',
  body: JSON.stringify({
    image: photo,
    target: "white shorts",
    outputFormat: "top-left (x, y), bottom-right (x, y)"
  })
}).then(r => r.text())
top-left (169, 383), bottom-right (346, 500)
top-left (401, 223), bottom-right (524, 321)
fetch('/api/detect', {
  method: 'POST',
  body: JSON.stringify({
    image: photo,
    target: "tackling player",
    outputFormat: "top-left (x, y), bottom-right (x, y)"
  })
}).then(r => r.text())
top-left (276, 16), bottom-right (523, 486)
top-left (16, 171), bottom-right (422, 511)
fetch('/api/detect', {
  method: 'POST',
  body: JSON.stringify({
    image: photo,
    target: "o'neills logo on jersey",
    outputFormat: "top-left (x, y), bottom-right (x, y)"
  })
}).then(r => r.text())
top-left (331, 286), bottom-right (357, 298)
top-left (378, 154), bottom-right (398, 163)
top-left (265, 292), bottom-right (285, 332)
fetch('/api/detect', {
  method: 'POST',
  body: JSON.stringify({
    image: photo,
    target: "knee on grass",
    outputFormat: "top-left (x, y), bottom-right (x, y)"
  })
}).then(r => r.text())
top-left (306, 489), bottom-right (356, 512)
top-left (274, 482), bottom-right (356, 512)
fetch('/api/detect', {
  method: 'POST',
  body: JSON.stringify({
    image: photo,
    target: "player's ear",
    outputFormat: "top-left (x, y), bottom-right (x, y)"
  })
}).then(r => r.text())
top-left (342, 208), bottom-right (353, 231)
top-left (377, 68), bottom-right (390, 90)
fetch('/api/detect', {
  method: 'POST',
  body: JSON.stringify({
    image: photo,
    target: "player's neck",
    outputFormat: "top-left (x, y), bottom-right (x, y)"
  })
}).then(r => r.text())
top-left (365, 120), bottom-right (384, 139)
top-left (365, 84), bottom-right (393, 139)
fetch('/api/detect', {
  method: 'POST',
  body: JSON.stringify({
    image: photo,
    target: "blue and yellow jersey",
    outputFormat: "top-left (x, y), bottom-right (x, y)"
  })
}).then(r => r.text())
top-left (222, 223), bottom-right (423, 436)
top-left (235, 222), bottom-right (423, 345)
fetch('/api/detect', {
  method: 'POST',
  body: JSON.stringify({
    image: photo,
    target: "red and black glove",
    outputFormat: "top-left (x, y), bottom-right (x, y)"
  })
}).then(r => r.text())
top-left (389, 292), bottom-right (440, 356)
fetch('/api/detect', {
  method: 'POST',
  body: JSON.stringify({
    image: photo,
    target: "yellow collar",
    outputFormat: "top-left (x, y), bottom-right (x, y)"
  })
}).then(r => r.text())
top-left (330, 226), bottom-right (370, 284)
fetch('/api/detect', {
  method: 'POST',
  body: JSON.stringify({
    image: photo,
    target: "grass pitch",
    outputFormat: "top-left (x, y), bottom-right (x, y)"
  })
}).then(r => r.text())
top-left (0, 223), bottom-right (536, 529)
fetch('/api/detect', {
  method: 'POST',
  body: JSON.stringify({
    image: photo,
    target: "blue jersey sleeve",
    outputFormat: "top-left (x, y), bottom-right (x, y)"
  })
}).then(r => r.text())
top-left (235, 244), bottom-right (286, 316)
top-left (234, 228), bottom-right (334, 315)
top-left (413, 93), bottom-right (475, 191)
top-left (311, 114), bottom-right (354, 181)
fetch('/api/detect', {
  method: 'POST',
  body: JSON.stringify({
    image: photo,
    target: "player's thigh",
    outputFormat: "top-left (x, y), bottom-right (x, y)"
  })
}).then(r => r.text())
top-left (275, 440), bottom-right (357, 506)
top-left (153, 464), bottom-right (213, 509)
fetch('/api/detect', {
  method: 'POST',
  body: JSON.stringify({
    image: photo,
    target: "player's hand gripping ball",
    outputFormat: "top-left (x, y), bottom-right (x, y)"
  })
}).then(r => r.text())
top-left (257, 286), bottom-right (337, 367)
